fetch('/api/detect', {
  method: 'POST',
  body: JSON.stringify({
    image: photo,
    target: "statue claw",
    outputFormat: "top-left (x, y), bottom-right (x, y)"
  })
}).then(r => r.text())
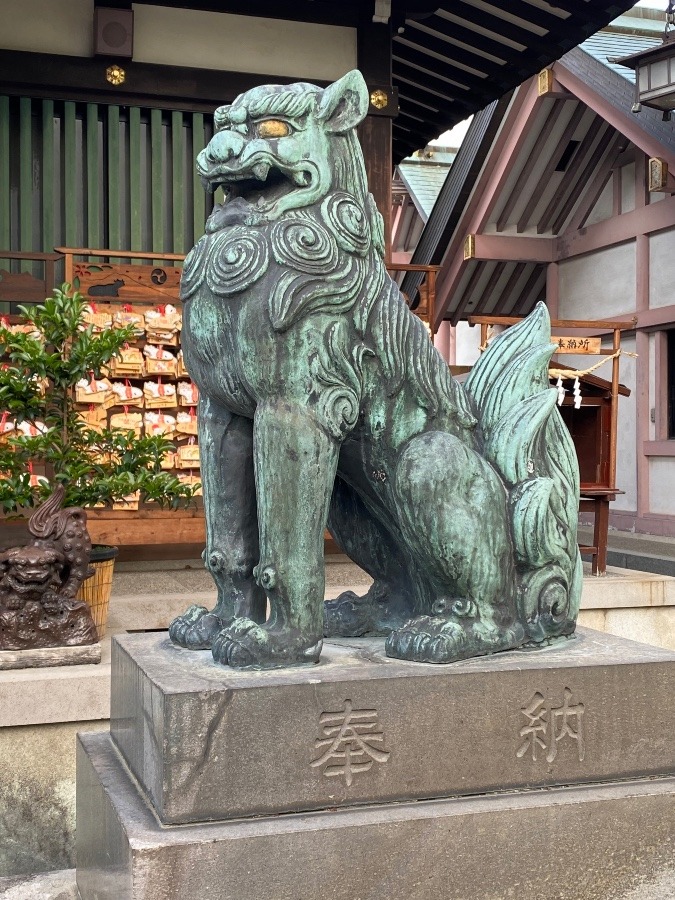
top-left (169, 605), bottom-right (229, 650)
top-left (212, 617), bottom-right (322, 669)
top-left (386, 613), bottom-right (525, 664)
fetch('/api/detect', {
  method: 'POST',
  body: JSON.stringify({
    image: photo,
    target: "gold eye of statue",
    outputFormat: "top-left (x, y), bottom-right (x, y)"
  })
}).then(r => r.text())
top-left (257, 120), bottom-right (291, 139)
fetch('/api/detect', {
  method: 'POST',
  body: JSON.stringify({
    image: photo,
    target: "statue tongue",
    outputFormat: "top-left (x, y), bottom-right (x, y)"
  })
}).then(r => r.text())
top-left (205, 197), bottom-right (255, 232)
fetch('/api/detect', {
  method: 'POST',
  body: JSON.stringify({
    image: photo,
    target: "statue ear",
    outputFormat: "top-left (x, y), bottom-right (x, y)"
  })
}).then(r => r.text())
top-left (316, 70), bottom-right (369, 134)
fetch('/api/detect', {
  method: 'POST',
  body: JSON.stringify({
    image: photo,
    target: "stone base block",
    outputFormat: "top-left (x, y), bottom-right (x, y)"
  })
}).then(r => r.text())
top-left (76, 732), bottom-right (675, 900)
top-left (110, 629), bottom-right (675, 824)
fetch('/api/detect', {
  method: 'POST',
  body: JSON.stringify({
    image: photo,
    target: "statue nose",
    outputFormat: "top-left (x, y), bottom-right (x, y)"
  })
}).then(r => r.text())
top-left (203, 130), bottom-right (245, 165)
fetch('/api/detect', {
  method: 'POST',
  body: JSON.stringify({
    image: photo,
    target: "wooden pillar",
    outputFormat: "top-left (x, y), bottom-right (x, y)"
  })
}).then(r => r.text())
top-left (546, 261), bottom-right (559, 319)
top-left (357, 13), bottom-right (393, 261)
top-left (434, 320), bottom-right (453, 363)
top-left (635, 153), bottom-right (650, 522)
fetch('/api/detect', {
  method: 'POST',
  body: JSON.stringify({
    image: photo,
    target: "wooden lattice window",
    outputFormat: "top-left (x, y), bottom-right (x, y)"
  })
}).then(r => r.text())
top-left (0, 96), bottom-right (217, 276)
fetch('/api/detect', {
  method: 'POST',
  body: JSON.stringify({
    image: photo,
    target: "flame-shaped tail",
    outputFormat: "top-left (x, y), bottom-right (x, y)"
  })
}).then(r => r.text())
top-left (463, 303), bottom-right (582, 642)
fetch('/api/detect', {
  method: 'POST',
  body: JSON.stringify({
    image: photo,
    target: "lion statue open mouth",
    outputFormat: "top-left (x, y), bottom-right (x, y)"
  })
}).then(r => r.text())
top-left (169, 69), bottom-right (582, 670)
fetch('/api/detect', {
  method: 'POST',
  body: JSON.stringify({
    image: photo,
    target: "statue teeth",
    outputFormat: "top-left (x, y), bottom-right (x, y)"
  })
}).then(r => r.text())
top-left (253, 163), bottom-right (270, 181)
top-left (292, 170), bottom-right (310, 186)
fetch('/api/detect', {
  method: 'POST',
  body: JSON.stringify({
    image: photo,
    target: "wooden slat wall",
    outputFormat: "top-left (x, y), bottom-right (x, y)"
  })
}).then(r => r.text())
top-left (63, 101), bottom-right (78, 248)
top-left (192, 112), bottom-right (205, 243)
top-left (0, 96), bottom-right (214, 276)
top-left (150, 107), bottom-right (164, 266)
top-left (0, 97), bottom-right (9, 271)
top-left (41, 100), bottom-right (55, 257)
top-left (19, 98), bottom-right (32, 272)
top-left (172, 110), bottom-right (184, 252)
top-left (86, 103), bottom-right (100, 256)
top-left (129, 106), bottom-right (142, 261)
top-left (107, 105), bottom-right (121, 260)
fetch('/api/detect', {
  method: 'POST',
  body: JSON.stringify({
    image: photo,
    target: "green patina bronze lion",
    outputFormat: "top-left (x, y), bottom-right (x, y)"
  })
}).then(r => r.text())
top-left (169, 69), bottom-right (582, 669)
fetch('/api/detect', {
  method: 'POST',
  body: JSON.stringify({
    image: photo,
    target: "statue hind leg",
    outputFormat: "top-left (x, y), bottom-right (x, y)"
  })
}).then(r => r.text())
top-left (386, 431), bottom-right (526, 663)
top-left (324, 476), bottom-right (423, 637)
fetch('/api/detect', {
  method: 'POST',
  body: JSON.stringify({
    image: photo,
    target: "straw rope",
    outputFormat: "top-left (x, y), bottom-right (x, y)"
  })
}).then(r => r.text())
top-left (549, 348), bottom-right (637, 381)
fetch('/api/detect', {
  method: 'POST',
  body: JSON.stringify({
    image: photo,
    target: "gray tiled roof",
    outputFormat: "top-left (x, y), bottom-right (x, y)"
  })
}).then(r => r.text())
top-left (397, 159), bottom-right (455, 222)
top-left (579, 30), bottom-right (662, 81)
top-left (561, 44), bottom-right (675, 155)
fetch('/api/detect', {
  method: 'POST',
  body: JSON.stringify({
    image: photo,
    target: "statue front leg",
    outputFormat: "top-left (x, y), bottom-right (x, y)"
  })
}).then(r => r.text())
top-left (170, 397), bottom-right (265, 650)
top-left (212, 401), bottom-right (339, 669)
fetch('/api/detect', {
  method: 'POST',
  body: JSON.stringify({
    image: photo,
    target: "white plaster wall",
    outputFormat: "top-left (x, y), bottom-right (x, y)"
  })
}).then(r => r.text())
top-left (455, 321), bottom-right (482, 366)
top-left (133, 6), bottom-right (357, 81)
top-left (584, 178), bottom-right (613, 227)
top-left (621, 163), bottom-right (635, 214)
top-left (649, 228), bottom-right (675, 309)
top-left (649, 458), bottom-right (675, 514)
top-left (558, 242), bottom-right (636, 319)
top-left (0, 0), bottom-right (93, 56)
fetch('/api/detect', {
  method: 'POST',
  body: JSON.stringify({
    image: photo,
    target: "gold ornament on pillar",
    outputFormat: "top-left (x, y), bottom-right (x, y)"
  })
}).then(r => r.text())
top-left (106, 64), bottom-right (126, 86)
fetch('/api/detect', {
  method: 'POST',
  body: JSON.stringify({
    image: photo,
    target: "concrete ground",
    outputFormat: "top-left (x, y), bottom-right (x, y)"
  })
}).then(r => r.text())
top-left (0, 868), bottom-right (77, 898)
top-left (578, 525), bottom-right (675, 577)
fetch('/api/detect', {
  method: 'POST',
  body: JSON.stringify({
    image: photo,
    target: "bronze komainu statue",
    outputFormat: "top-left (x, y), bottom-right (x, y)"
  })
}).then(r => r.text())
top-left (0, 486), bottom-right (97, 650)
top-left (170, 70), bottom-right (581, 669)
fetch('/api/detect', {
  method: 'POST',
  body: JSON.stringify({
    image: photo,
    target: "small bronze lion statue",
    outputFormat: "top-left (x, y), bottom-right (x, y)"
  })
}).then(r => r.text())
top-left (0, 486), bottom-right (98, 650)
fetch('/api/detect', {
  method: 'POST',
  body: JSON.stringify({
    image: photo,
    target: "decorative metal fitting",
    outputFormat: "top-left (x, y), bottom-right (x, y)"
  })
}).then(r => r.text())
top-left (106, 65), bottom-right (125, 86)
top-left (370, 89), bottom-right (389, 110)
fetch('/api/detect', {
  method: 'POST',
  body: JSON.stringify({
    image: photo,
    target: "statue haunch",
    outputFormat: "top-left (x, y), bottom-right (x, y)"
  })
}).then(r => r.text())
top-left (170, 69), bottom-right (582, 669)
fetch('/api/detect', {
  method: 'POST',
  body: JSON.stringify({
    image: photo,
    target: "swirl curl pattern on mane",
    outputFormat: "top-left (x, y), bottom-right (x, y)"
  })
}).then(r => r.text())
top-left (204, 229), bottom-right (270, 297)
top-left (271, 214), bottom-right (339, 275)
top-left (180, 236), bottom-right (209, 300)
top-left (321, 192), bottom-right (370, 257)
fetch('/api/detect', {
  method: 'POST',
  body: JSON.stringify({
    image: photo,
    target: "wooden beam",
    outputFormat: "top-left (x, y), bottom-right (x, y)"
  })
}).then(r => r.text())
top-left (549, 123), bottom-right (616, 234)
top-left (465, 233), bottom-right (554, 263)
top-left (0, 49), bottom-right (328, 114)
top-left (434, 81), bottom-right (542, 325)
top-left (554, 60), bottom-right (675, 172)
top-left (563, 134), bottom-right (626, 234)
top-left (516, 102), bottom-right (586, 233)
top-left (468, 315), bottom-right (637, 330)
top-left (496, 103), bottom-right (560, 233)
top-left (555, 192), bottom-right (675, 260)
top-left (514, 265), bottom-right (546, 317)
top-left (546, 261), bottom-right (559, 319)
top-left (452, 261), bottom-right (486, 324)
top-left (537, 116), bottom-right (605, 234)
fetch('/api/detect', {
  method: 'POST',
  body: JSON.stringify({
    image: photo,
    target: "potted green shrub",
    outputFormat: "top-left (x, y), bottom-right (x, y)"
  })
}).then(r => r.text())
top-left (0, 283), bottom-right (200, 634)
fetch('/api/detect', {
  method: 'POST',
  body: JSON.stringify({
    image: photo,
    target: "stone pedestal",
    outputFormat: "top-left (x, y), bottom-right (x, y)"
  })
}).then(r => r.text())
top-left (77, 629), bottom-right (675, 899)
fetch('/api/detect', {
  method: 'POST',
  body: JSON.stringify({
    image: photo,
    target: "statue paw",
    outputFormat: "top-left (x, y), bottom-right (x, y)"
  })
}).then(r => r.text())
top-left (385, 615), bottom-right (467, 663)
top-left (324, 591), bottom-right (379, 638)
top-left (212, 618), bottom-right (322, 669)
top-left (169, 605), bottom-right (229, 650)
top-left (324, 583), bottom-right (411, 638)
top-left (386, 613), bottom-right (525, 664)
